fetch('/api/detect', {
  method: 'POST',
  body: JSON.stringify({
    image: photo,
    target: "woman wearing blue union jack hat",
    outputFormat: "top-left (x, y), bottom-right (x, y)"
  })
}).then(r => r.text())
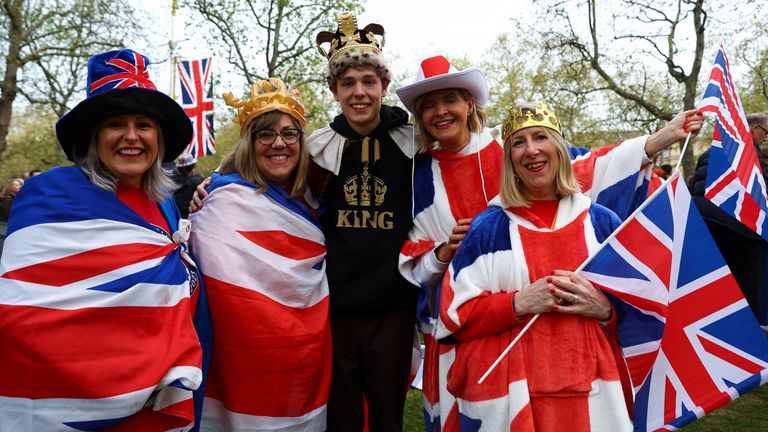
top-left (0, 49), bottom-right (211, 431)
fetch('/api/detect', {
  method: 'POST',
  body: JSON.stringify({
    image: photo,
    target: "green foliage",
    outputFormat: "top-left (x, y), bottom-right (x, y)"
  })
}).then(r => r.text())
top-left (0, 107), bottom-right (69, 180)
top-left (195, 118), bottom-right (241, 177)
top-left (480, 33), bottom-right (628, 149)
top-left (184, 0), bottom-right (363, 129)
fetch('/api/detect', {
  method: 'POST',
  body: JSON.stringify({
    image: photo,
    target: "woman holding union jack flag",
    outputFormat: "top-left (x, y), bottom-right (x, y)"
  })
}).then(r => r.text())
top-left (0, 48), bottom-right (211, 431)
top-left (432, 102), bottom-right (701, 431)
top-left (189, 78), bottom-right (330, 431)
top-left (394, 53), bottom-right (704, 431)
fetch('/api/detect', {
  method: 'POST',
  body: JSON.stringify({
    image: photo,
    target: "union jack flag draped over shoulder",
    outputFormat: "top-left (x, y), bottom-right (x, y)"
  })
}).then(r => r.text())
top-left (580, 173), bottom-right (768, 431)
top-left (696, 44), bottom-right (768, 239)
top-left (178, 57), bottom-right (216, 158)
top-left (0, 166), bottom-right (205, 430)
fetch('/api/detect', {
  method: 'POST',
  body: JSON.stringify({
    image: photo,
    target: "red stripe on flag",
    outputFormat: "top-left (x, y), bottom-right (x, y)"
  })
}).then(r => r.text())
top-left (107, 401), bottom-right (194, 432)
top-left (739, 190), bottom-right (761, 232)
top-left (1, 242), bottom-right (176, 286)
top-left (698, 335), bottom-right (765, 375)
top-left (238, 230), bottom-right (325, 260)
top-left (704, 169), bottom-right (738, 201)
top-left (615, 218), bottom-right (671, 288)
top-left (402, 239), bottom-right (436, 259)
top-left (0, 299), bottom-right (200, 399)
top-left (203, 276), bottom-right (331, 417)
top-left (571, 143), bottom-right (620, 193)
top-left (625, 351), bottom-right (659, 390)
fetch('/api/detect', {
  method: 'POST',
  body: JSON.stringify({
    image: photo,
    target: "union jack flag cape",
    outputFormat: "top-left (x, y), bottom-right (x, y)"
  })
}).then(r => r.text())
top-left (0, 166), bottom-right (206, 431)
top-left (190, 173), bottom-right (331, 431)
top-left (435, 192), bottom-right (631, 431)
top-left (400, 129), bottom-right (653, 430)
top-left (178, 57), bottom-right (216, 158)
top-left (696, 44), bottom-right (768, 239)
top-left (581, 173), bottom-right (768, 431)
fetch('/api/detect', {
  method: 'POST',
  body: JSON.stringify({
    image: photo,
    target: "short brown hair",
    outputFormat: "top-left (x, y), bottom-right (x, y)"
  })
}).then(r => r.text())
top-left (219, 111), bottom-right (310, 199)
top-left (500, 127), bottom-right (580, 208)
top-left (326, 51), bottom-right (392, 90)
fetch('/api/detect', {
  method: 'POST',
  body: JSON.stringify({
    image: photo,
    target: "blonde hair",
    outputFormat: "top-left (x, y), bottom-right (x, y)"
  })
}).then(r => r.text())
top-left (500, 126), bottom-right (580, 208)
top-left (219, 110), bottom-right (310, 199)
top-left (79, 121), bottom-right (175, 203)
top-left (413, 88), bottom-right (487, 151)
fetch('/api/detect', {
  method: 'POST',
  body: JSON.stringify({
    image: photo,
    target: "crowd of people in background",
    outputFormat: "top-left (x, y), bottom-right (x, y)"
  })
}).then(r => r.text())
top-left (0, 9), bottom-right (766, 432)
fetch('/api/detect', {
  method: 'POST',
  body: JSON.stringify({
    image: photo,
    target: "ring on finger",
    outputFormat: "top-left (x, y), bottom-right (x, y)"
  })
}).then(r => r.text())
top-left (572, 294), bottom-right (579, 304)
top-left (554, 297), bottom-right (563, 305)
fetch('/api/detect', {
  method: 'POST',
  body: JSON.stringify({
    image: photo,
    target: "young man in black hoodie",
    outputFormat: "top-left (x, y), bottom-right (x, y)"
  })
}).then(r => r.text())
top-left (309, 12), bottom-right (420, 431)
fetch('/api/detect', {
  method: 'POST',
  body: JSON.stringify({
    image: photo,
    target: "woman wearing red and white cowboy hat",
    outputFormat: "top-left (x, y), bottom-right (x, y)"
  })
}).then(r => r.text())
top-left (0, 48), bottom-right (210, 431)
top-left (395, 55), bottom-right (703, 431)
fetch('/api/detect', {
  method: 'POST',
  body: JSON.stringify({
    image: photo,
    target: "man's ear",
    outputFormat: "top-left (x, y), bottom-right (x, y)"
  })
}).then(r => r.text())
top-left (330, 83), bottom-right (340, 101)
top-left (381, 80), bottom-right (390, 97)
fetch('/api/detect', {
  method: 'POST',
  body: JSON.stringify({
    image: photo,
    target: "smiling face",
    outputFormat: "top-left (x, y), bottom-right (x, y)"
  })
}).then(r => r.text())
top-left (96, 113), bottom-right (160, 188)
top-left (417, 88), bottom-right (473, 152)
top-left (331, 66), bottom-right (388, 136)
top-left (254, 113), bottom-right (301, 192)
top-left (507, 126), bottom-right (560, 200)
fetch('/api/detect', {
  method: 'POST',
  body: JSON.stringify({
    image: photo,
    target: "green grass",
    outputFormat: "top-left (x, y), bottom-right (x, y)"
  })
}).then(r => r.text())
top-left (403, 390), bottom-right (425, 432)
top-left (403, 384), bottom-right (768, 431)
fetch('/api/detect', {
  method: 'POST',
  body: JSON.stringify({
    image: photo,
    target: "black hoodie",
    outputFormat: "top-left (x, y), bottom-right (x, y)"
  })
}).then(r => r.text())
top-left (318, 105), bottom-right (418, 312)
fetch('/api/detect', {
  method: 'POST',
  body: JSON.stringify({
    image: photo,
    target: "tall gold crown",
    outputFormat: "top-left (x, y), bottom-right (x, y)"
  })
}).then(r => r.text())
top-left (223, 78), bottom-right (306, 136)
top-left (315, 12), bottom-right (385, 62)
top-left (501, 103), bottom-right (563, 141)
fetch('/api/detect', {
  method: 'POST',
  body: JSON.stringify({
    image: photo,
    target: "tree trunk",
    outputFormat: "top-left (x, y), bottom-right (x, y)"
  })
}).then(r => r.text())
top-left (680, 0), bottom-right (707, 179)
top-left (0, 0), bottom-right (23, 157)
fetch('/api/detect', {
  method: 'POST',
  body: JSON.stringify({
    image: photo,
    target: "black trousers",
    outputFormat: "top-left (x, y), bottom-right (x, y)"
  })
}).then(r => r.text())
top-left (703, 218), bottom-right (766, 319)
top-left (326, 306), bottom-right (416, 432)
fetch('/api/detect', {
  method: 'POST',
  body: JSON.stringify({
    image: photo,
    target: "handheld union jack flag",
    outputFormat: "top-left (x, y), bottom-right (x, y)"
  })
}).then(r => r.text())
top-left (697, 44), bottom-right (768, 239)
top-left (178, 57), bottom-right (216, 158)
top-left (580, 173), bottom-right (768, 431)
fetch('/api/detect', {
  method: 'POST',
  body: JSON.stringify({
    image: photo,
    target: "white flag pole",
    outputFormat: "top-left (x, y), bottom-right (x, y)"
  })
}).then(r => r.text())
top-left (673, 131), bottom-right (693, 175)
top-left (169, 0), bottom-right (178, 99)
top-left (477, 171), bottom-right (683, 384)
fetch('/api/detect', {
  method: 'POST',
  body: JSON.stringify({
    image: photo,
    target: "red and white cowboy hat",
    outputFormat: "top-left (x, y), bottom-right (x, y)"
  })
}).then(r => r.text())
top-left (395, 55), bottom-right (488, 112)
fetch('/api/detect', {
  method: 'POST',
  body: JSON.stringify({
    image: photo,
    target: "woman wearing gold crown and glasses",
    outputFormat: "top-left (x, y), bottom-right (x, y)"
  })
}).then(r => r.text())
top-left (394, 56), bottom-right (703, 431)
top-left (428, 102), bottom-right (701, 430)
top-left (188, 78), bottom-right (330, 431)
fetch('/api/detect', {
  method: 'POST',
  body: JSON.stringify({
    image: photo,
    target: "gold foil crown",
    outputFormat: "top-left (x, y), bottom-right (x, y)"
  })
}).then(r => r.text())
top-left (223, 78), bottom-right (306, 136)
top-left (315, 12), bottom-right (386, 62)
top-left (502, 103), bottom-right (563, 141)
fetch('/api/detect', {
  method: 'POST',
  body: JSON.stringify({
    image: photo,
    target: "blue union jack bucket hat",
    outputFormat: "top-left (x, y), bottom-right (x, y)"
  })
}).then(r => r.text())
top-left (56, 48), bottom-right (192, 163)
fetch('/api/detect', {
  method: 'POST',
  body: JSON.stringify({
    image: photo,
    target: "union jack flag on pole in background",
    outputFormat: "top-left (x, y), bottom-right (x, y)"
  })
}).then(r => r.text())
top-left (178, 57), bottom-right (216, 158)
top-left (580, 173), bottom-right (768, 431)
top-left (696, 44), bottom-right (768, 239)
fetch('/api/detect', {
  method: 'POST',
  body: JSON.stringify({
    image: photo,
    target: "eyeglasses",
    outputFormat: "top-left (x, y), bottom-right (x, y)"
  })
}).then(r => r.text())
top-left (254, 128), bottom-right (301, 146)
top-left (757, 125), bottom-right (768, 135)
